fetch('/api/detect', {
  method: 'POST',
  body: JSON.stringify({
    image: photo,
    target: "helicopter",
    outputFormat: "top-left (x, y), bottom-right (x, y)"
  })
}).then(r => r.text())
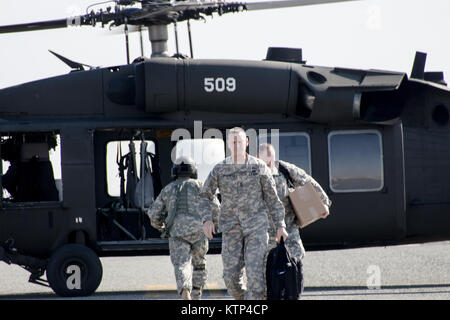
top-left (0, 0), bottom-right (449, 297)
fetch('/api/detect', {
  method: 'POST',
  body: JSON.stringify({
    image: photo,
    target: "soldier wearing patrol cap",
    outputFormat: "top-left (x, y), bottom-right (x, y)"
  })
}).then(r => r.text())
top-left (200, 127), bottom-right (288, 300)
top-left (147, 156), bottom-right (219, 300)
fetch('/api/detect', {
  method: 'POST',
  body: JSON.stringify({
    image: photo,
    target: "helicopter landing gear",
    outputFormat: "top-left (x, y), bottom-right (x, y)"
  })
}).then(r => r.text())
top-left (46, 244), bottom-right (103, 297)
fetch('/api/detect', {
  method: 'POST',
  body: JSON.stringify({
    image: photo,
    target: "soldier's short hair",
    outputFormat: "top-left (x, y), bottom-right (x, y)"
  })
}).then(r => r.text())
top-left (258, 143), bottom-right (274, 152)
top-left (227, 127), bottom-right (247, 139)
top-left (258, 143), bottom-right (275, 158)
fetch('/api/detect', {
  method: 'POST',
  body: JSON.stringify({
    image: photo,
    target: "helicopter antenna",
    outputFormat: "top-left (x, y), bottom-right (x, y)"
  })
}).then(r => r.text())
top-left (139, 26), bottom-right (144, 56)
top-left (124, 17), bottom-right (130, 64)
top-left (48, 50), bottom-right (95, 71)
top-left (174, 21), bottom-right (180, 55)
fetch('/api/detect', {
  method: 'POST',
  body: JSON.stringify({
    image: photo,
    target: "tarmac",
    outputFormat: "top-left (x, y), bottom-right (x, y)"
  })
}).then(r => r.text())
top-left (1, 240), bottom-right (450, 300)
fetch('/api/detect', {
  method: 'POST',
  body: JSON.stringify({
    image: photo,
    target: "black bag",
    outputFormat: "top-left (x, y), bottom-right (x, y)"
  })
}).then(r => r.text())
top-left (266, 238), bottom-right (303, 300)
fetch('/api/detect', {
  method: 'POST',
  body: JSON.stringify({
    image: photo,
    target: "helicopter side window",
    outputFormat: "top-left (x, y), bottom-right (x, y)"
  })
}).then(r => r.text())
top-left (1, 132), bottom-right (62, 203)
top-left (258, 132), bottom-right (311, 174)
top-left (328, 130), bottom-right (384, 193)
top-left (174, 138), bottom-right (225, 183)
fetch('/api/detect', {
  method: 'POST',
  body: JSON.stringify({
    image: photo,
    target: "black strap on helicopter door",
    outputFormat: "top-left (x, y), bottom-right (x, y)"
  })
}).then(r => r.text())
top-left (126, 140), bottom-right (139, 208)
top-left (149, 152), bottom-right (162, 198)
top-left (116, 140), bottom-right (139, 209)
top-left (117, 142), bottom-right (127, 206)
top-left (134, 138), bottom-right (154, 209)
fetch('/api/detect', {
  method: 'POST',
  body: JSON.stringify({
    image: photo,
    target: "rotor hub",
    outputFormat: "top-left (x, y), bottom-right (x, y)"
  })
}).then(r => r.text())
top-left (148, 25), bottom-right (169, 57)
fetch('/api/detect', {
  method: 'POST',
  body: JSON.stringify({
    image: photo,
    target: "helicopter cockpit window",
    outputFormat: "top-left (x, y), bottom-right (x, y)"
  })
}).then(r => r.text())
top-left (174, 138), bottom-right (225, 182)
top-left (106, 140), bottom-right (156, 197)
top-left (258, 132), bottom-right (311, 174)
top-left (1, 132), bottom-right (62, 203)
top-left (328, 130), bottom-right (384, 193)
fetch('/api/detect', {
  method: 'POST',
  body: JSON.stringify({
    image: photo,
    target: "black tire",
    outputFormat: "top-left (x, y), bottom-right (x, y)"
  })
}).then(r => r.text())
top-left (46, 244), bottom-right (103, 297)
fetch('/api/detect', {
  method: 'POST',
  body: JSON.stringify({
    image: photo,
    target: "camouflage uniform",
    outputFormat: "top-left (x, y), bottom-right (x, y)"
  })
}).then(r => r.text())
top-left (200, 155), bottom-right (286, 300)
top-left (267, 160), bottom-right (331, 259)
top-left (148, 177), bottom-right (213, 297)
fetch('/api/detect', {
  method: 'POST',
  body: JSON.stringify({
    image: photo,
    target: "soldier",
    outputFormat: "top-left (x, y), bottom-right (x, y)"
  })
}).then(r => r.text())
top-left (200, 127), bottom-right (288, 300)
top-left (258, 143), bottom-right (331, 296)
top-left (147, 156), bottom-right (217, 300)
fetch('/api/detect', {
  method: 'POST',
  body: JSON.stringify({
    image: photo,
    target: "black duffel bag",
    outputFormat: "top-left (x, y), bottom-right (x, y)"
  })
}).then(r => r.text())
top-left (266, 238), bottom-right (303, 300)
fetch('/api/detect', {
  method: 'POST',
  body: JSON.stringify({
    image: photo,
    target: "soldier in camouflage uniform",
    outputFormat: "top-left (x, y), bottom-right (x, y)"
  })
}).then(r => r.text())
top-left (148, 156), bottom-right (218, 300)
top-left (258, 143), bottom-right (331, 296)
top-left (201, 127), bottom-right (288, 300)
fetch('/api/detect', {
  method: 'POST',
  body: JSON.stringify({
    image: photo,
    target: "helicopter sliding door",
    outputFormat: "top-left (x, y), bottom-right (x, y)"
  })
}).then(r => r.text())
top-left (0, 131), bottom-right (63, 257)
top-left (302, 123), bottom-right (407, 247)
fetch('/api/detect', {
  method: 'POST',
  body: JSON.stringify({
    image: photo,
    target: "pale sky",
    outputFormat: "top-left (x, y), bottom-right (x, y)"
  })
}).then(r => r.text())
top-left (0, 0), bottom-right (449, 89)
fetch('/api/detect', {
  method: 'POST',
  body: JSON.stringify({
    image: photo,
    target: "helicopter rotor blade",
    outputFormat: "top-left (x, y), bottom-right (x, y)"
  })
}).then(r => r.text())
top-left (127, 6), bottom-right (172, 22)
top-left (245, 0), bottom-right (359, 11)
top-left (0, 0), bottom-right (361, 35)
top-left (0, 18), bottom-right (71, 34)
top-left (0, 11), bottom-right (119, 34)
top-left (127, 2), bottom-right (244, 22)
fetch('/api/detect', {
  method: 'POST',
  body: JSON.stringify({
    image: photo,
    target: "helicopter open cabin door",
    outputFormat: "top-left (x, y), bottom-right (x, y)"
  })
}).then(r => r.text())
top-left (94, 129), bottom-right (163, 244)
top-left (0, 131), bottom-right (64, 257)
top-left (300, 123), bottom-right (407, 248)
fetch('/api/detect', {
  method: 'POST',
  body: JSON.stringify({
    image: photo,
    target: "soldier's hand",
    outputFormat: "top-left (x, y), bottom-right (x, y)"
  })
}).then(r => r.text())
top-left (275, 227), bottom-right (288, 243)
top-left (203, 221), bottom-right (215, 240)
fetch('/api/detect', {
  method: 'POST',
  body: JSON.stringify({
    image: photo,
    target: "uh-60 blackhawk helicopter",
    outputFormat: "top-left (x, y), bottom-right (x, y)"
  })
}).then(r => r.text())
top-left (0, 0), bottom-right (449, 297)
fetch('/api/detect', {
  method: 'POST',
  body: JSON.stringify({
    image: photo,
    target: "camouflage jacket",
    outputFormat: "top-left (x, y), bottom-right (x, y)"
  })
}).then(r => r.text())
top-left (269, 160), bottom-right (331, 231)
top-left (199, 154), bottom-right (286, 234)
top-left (147, 177), bottom-right (218, 238)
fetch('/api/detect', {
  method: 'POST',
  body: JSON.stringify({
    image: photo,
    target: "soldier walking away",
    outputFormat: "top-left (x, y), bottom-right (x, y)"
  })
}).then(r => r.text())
top-left (148, 156), bottom-right (216, 300)
top-left (258, 143), bottom-right (331, 298)
top-left (200, 127), bottom-right (288, 300)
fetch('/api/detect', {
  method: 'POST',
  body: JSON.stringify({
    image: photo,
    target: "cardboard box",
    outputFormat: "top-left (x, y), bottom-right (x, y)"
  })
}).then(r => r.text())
top-left (288, 181), bottom-right (329, 228)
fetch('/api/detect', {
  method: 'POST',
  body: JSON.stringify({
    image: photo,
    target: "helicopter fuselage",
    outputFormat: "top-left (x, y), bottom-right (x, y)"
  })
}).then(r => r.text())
top-left (0, 56), bottom-right (449, 296)
top-left (1, 56), bottom-right (449, 255)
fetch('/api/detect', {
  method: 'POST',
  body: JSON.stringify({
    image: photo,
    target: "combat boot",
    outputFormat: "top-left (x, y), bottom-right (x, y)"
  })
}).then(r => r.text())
top-left (191, 286), bottom-right (203, 300)
top-left (181, 288), bottom-right (191, 300)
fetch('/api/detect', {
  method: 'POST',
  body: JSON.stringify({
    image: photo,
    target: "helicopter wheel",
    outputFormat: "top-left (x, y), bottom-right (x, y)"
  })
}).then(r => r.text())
top-left (46, 244), bottom-right (103, 297)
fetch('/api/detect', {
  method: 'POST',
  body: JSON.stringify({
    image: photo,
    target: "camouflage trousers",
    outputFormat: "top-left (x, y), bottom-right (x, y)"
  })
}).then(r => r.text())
top-left (168, 232), bottom-right (208, 296)
top-left (222, 224), bottom-right (269, 300)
